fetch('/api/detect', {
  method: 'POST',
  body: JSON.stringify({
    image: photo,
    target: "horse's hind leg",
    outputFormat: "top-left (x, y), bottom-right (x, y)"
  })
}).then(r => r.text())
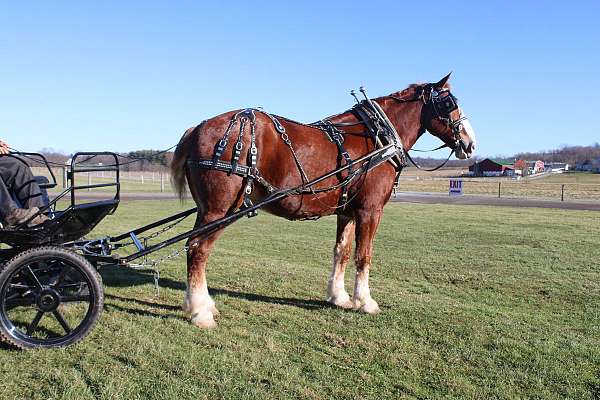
top-left (327, 215), bottom-right (355, 309)
top-left (352, 209), bottom-right (382, 314)
top-left (183, 181), bottom-right (244, 328)
top-left (183, 220), bottom-right (224, 329)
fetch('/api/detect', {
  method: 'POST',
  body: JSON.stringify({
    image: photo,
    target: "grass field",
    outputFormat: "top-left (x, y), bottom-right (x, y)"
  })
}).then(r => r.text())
top-left (1, 200), bottom-right (600, 399)
top-left (400, 172), bottom-right (600, 200)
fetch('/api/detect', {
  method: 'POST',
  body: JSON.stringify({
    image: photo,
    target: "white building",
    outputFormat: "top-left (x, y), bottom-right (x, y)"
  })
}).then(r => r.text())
top-left (544, 162), bottom-right (570, 173)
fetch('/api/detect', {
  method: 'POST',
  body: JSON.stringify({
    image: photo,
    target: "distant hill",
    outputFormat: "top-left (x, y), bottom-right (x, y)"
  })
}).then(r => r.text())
top-left (513, 144), bottom-right (600, 165)
top-left (410, 143), bottom-right (600, 168)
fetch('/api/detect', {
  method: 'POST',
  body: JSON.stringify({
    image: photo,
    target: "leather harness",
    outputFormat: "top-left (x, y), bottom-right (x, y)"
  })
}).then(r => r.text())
top-left (186, 94), bottom-right (411, 217)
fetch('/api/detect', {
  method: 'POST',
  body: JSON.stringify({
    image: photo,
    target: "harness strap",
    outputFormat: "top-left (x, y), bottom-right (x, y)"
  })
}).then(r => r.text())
top-left (187, 159), bottom-right (278, 194)
top-left (318, 120), bottom-right (354, 206)
top-left (188, 159), bottom-right (251, 176)
top-left (242, 110), bottom-right (258, 217)
top-left (212, 117), bottom-right (238, 167)
top-left (352, 105), bottom-right (379, 138)
top-left (230, 116), bottom-right (246, 176)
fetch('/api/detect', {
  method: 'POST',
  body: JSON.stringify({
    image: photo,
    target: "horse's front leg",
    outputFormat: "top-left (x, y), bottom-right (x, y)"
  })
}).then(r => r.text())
top-left (352, 209), bottom-right (382, 314)
top-left (327, 215), bottom-right (355, 309)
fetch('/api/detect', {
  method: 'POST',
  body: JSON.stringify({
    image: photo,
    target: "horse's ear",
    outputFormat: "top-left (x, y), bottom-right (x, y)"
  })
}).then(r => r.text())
top-left (434, 72), bottom-right (452, 88)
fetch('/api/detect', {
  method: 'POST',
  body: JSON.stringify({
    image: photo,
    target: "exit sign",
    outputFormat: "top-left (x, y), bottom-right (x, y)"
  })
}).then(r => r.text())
top-left (449, 179), bottom-right (463, 196)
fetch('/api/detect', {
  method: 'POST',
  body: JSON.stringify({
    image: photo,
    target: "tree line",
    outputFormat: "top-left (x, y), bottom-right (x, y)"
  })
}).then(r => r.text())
top-left (27, 143), bottom-right (600, 170)
top-left (30, 148), bottom-right (174, 172)
top-left (513, 143), bottom-right (600, 165)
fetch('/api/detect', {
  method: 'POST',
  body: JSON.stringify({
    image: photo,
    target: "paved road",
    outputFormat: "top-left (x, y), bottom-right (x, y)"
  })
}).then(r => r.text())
top-left (65, 191), bottom-right (600, 211)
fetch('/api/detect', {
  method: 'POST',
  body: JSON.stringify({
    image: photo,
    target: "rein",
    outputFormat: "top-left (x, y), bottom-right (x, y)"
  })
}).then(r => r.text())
top-left (404, 148), bottom-right (455, 172)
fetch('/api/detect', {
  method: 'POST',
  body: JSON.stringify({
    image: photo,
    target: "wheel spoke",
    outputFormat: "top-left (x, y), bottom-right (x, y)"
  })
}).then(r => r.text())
top-left (9, 283), bottom-right (36, 290)
top-left (52, 265), bottom-right (72, 288)
top-left (54, 283), bottom-right (86, 290)
top-left (5, 295), bottom-right (36, 309)
top-left (60, 294), bottom-right (91, 303)
top-left (26, 311), bottom-right (45, 336)
top-left (52, 310), bottom-right (72, 334)
top-left (24, 266), bottom-right (43, 289)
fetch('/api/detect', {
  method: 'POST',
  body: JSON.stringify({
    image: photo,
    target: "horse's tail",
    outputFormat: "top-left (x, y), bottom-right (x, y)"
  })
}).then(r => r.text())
top-left (171, 125), bottom-right (199, 201)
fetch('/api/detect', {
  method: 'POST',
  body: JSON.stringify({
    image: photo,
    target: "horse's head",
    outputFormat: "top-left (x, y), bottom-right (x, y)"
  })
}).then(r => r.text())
top-left (419, 73), bottom-right (476, 159)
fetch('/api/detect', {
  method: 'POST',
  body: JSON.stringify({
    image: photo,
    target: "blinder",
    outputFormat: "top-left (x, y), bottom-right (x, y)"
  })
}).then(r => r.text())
top-left (431, 90), bottom-right (458, 117)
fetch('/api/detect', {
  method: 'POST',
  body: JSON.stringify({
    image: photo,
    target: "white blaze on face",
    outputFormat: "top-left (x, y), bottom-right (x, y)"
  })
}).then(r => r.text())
top-left (458, 107), bottom-right (476, 153)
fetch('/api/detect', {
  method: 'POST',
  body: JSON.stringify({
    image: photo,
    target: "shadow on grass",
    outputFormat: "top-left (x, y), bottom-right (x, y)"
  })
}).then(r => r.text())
top-left (103, 300), bottom-right (187, 322)
top-left (0, 341), bottom-right (17, 351)
top-left (101, 265), bottom-right (333, 313)
top-left (100, 264), bottom-right (185, 291)
top-left (104, 292), bottom-right (186, 321)
top-left (211, 288), bottom-right (333, 311)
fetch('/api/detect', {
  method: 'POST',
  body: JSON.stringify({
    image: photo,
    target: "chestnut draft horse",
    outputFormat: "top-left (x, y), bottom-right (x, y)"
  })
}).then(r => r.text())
top-left (171, 74), bottom-right (476, 328)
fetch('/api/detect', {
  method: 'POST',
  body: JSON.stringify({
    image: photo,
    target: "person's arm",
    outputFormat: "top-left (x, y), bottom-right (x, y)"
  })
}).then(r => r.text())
top-left (0, 140), bottom-right (9, 155)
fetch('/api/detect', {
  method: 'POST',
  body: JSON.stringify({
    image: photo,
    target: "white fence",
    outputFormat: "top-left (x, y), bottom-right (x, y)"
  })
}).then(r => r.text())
top-left (31, 167), bottom-right (172, 192)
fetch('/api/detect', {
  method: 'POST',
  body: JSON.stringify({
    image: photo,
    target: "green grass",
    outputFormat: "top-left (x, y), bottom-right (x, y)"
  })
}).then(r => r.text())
top-left (2, 201), bottom-right (600, 399)
top-left (537, 171), bottom-right (600, 184)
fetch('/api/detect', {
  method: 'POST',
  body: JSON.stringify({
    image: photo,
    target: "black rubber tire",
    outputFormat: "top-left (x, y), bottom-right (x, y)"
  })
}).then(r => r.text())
top-left (0, 246), bottom-right (103, 349)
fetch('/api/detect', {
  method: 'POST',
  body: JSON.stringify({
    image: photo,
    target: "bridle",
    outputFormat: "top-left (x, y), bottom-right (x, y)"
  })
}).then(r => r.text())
top-left (428, 87), bottom-right (470, 154)
top-left (390, 84), bottom-right (471, 171)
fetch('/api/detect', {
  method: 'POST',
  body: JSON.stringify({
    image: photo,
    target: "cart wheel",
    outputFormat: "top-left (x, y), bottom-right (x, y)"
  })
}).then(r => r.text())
top-left (0, 246), bottom-right (103, 349)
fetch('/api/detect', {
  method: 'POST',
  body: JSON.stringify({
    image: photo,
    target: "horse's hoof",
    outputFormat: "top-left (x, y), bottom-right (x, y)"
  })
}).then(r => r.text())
top-left (191, 313), bottom-right (217, 329)
top-left (327, 290), bottom-right (354, 309)
top-left (359, 300), bottom-right (381, 315)
top-left (328, 296), bottom-right (354, 309)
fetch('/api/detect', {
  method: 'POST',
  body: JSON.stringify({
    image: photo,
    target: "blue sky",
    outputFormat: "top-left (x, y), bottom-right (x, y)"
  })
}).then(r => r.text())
top-left (1, 1), bottom-right (598, 158)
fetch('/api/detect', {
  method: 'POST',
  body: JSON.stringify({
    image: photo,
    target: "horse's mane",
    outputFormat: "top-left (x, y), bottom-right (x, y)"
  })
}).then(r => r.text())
top-left (384, 83), bottom-right (425, 101)
top-left (384, 81), bottom-right (452, 101)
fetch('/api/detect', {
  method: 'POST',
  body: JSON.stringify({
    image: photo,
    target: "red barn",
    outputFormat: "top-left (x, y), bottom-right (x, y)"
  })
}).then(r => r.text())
top-left (469, 158), bottom-right (515, 177)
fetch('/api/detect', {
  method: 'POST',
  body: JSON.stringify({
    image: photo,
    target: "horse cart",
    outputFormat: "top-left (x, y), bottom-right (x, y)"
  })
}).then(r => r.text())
top-left (0, 141), bottom-right (400, 349)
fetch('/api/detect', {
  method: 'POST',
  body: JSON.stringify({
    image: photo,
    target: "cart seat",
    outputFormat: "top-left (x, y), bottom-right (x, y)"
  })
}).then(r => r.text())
top-left (0, 199), bottom-right (119, 247)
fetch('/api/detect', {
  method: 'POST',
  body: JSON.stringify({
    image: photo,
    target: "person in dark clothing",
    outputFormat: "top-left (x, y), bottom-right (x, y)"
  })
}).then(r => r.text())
top-left (0, 139), bottom-right (48, 227)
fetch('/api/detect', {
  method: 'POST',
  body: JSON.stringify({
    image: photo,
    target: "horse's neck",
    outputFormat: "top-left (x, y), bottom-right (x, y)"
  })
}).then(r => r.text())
top-left (374, 98), bottom-right (424, 152)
